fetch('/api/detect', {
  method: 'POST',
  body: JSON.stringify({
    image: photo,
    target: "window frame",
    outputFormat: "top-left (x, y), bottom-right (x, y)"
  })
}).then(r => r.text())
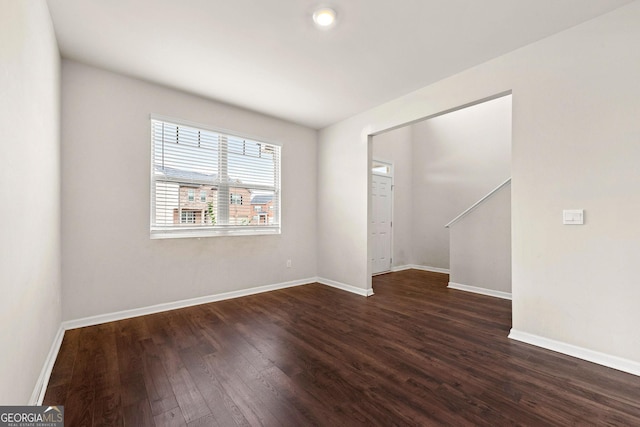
top-left (150, 114), bottom-right (282, 239)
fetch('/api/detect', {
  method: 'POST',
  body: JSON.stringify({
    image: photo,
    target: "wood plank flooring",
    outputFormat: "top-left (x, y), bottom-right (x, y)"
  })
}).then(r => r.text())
top-left (44, 270), bottom-right (640, 426)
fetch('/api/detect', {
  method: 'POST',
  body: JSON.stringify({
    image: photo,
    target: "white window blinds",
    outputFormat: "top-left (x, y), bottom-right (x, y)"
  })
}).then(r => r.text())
top-left (150, 117), bottom-right (281, 238)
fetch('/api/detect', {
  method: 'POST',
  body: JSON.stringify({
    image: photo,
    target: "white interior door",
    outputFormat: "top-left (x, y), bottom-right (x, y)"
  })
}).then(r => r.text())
top-left (372, 174), bottom-right (392, 274)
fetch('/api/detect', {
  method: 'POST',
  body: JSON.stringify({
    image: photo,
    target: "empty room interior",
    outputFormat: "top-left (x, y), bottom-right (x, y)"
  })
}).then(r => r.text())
top-left (2, 0), bottom-right (640, 425)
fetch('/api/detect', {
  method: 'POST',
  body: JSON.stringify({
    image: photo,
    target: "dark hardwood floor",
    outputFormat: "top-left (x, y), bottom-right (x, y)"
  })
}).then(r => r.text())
top-left (44, 270), bottom-right (640, 426)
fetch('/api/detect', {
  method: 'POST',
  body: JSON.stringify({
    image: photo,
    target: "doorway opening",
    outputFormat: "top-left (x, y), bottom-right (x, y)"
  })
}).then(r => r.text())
top-left (369, 93), bottom-right (513, 296)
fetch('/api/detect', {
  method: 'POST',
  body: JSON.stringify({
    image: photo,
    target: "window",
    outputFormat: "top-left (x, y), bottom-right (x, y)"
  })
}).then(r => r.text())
top-left (151, 117), bottom-right (281, 238)
top-left (180, 210), bottom-right (197, 224)
top-left (372, 160), bottom-right (392, 176)
top-left (255, 206), bottom-right (262, 212)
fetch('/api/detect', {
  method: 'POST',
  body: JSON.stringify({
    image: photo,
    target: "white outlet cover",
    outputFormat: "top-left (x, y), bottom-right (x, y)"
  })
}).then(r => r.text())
top-left (563, 209), bottom-right (584, 225)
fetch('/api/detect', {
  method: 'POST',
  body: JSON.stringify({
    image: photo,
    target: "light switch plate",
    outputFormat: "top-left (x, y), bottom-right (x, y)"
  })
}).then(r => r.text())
top-left (563, 209), bottom-right (584, 225)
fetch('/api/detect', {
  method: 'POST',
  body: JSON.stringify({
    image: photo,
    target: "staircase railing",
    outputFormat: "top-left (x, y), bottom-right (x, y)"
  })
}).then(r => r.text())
top-left (445, 177), bottom-right (511, 228)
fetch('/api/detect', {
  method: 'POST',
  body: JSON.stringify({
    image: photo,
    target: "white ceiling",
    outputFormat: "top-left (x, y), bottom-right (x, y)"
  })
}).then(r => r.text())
top-left (46, 0), bottom-right (632, 129)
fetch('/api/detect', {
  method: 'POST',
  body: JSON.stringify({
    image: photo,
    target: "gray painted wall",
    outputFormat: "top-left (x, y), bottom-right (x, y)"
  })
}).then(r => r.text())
top-left (0, 1), bottom-right (62, 404)
top-left (61, 61), bottom-right (318, 321)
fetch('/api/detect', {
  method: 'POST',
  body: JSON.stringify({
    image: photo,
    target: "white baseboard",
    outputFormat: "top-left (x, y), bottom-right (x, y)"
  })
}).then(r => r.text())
top-left (509, 329), bottom-right (640, 377)
top-left (63, 275), bottom-right (378, 331)
top-left (447, 281), bottom-right (512, 300)
top-left (392, 264), bottom-right (450, 274)
top-left (63, 277), bottom-right (316, 330)
top-left (316, 277), bottom-right (374, 297)
top-left (30, 325), bottom-right (65, 405)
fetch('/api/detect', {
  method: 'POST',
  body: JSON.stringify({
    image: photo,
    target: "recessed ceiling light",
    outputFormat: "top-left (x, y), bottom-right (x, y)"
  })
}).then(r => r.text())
top-left (313, 7), bottom-right (337, 28)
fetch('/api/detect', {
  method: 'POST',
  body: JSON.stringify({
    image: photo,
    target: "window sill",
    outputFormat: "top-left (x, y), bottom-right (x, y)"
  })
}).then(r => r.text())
top-left (150, 226), bottom-right (281, 239)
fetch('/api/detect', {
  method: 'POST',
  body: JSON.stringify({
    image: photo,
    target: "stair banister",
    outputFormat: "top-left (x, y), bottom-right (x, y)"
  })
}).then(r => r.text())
top-left (445, 177), bottom-right (511, 228)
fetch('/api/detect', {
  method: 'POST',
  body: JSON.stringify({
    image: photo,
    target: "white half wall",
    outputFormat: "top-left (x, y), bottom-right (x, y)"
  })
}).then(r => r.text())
top-left (61, 61), bottom-right (317, 321)
top-left (317, 2), bottom-right (640, 364)
top-left (0, 1), bottom-right (62, 404)
top-left (449, 182), bottom-right (511, 294)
